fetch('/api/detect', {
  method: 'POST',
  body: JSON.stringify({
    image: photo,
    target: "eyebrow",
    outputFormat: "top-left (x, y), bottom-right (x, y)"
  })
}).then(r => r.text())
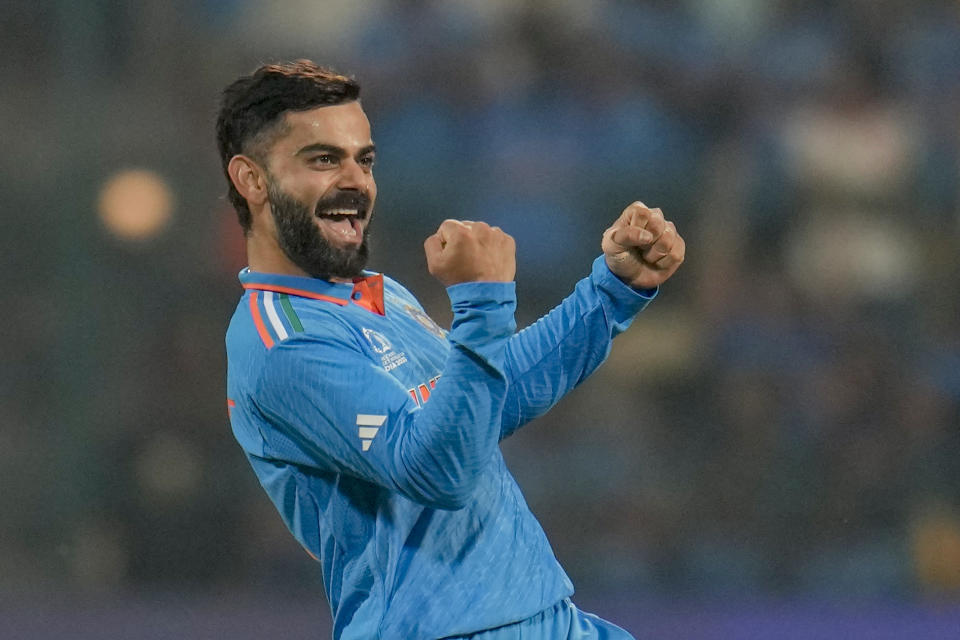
top-left (295, 143), bottom-right (376, 157)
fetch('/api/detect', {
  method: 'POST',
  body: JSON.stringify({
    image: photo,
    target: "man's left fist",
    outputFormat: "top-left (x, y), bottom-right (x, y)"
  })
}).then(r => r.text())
top-left (601, 201), bottom-right (685, 290)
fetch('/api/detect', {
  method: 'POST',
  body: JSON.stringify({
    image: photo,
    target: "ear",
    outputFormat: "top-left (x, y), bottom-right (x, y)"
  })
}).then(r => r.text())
top-left (227, 155), bottom-right (268, 208)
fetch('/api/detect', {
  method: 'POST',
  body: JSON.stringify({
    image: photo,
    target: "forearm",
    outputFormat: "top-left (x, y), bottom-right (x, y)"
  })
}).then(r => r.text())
top-left (395, 281), bottom-right (516, 508)
top-left (500, 256), bottom-right (655, 438)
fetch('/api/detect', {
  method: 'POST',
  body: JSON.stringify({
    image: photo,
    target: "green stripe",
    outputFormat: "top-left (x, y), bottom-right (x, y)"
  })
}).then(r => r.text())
top-left (278, 294), bottom-right (304, 332)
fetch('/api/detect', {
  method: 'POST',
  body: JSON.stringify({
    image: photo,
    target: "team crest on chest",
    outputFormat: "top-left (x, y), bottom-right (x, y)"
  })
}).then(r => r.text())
top-left (362, 327), bottom-right (408, 372)
top-left (404, 305), bottom-right (446, 339)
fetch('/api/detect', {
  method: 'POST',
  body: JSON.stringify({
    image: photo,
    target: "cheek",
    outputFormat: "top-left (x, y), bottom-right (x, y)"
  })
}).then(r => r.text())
top-left (281, 167), bottom-right (336, 196)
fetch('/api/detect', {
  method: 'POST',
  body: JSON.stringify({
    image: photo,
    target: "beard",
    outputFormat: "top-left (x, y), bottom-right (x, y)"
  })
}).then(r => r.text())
top-left (267, 183), bottom-right (372, 280)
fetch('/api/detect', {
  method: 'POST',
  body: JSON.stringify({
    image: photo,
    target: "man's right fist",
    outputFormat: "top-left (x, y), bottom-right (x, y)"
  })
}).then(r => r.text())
top-left (424, 220), bottom-right (516, 287)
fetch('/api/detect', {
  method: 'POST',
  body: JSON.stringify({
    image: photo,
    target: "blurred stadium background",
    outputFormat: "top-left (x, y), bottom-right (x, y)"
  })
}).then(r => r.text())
top-left (3, 1), bottom-right (960, 638)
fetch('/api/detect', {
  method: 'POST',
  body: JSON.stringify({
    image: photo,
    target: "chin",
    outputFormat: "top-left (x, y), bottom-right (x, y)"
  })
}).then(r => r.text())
top-left (327, 237), bottom-right (364, 251)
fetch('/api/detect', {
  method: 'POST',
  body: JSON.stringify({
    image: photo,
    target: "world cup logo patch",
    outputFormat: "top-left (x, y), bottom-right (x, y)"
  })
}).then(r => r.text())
top-left (362, 328), bottom-right (392, 354)
top-left (362, 327), bottom-right (408, 372)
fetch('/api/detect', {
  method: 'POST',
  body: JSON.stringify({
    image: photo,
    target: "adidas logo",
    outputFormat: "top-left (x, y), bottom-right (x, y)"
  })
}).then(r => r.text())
top-left (357, 414), bottom-right (387, 451)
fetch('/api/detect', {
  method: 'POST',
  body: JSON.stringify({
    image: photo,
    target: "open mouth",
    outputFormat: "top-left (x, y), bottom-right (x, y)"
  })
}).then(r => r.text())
top-left (316, 207), bottom-right (365, 241)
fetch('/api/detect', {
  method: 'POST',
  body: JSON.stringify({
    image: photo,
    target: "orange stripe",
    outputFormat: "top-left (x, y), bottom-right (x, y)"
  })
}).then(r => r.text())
top-left (418, 384), bottom-right (431, 403)
top-left (243, 283), bottom-right (347, 305)
top-left (249, 291), bottom-right (275, 349)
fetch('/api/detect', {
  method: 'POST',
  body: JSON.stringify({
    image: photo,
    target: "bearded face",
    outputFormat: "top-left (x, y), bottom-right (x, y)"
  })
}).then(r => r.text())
top-left (266, 181), bottom-right (373, 280)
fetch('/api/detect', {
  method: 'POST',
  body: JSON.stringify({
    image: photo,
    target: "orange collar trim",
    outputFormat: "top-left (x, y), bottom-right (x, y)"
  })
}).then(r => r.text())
top-left (349, 274), bottom-right (385, 316)
top-left (242, 276), bottom-right (385, 316)
top-left (242, 283), bottom-right (347, 306)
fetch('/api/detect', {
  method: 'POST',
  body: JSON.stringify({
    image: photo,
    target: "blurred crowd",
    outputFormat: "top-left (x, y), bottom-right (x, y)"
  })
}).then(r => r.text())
top-left (3, 0), bottom-right (960, 607)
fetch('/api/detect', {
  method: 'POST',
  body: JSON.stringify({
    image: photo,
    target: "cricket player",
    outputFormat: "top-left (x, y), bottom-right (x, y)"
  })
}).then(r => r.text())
top-left (219, 60), bottom-right (685, 639)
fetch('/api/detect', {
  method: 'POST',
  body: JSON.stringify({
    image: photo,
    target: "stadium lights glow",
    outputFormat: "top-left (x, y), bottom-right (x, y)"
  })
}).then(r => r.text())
top-left (97, 169), bottom-right (174, 240)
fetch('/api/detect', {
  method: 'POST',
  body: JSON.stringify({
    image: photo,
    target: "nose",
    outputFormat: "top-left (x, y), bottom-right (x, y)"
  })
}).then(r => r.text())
top-left (336, 158), bottom-right (368, 190)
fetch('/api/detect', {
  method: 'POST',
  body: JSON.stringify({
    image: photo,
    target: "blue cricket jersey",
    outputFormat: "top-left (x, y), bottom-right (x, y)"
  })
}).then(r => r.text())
top-left (225, 256), bottom-right (655, 639)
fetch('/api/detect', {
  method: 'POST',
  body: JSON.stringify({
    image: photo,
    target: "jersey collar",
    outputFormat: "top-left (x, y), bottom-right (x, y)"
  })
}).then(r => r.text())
top-left (239, 268), bottom-right (385, 316)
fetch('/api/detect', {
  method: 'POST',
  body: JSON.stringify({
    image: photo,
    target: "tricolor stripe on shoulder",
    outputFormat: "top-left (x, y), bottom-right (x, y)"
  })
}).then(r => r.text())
top-left (248, 290), bottom-right (305, 348)
top-left (262, 291), bottom-right (289, 341)
top-left (278, 293), bottom-right (304, 332)
top-left (249, 291), bottom-right (274, 349)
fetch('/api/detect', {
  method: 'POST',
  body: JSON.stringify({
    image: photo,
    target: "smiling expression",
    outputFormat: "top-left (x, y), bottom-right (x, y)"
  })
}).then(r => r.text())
top-left (261, 101), bottom-right (377, 278)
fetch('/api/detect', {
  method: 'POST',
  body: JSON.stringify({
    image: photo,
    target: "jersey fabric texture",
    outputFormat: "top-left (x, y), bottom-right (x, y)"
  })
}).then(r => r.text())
top-left (453, 598), bottom-right (634, 639)
top-left (225, 256), bottom-right (655, 639)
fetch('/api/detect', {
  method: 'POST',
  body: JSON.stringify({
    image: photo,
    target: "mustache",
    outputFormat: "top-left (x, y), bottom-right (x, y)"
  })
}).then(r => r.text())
top-left (314, 190), bottom-right (372, 218)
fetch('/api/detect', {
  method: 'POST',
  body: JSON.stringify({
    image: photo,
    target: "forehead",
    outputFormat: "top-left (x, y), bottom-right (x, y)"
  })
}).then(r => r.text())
top-left (270, 101), bottom-right (373, 155)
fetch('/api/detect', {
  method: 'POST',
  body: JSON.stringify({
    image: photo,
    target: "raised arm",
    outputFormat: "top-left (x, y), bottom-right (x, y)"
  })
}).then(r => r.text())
top-left (499, 202), bottom-right (686, 439)
top-left (250, 219), bottom-right (517, 510)
top-left (253, 288), bottom-right (514, 510)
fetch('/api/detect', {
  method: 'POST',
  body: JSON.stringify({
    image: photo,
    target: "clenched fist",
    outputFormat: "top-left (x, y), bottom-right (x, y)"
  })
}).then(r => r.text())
top-left (424, 220), bottom-right (516, 287)
top-left (602, 202), bottom-right (685, 290)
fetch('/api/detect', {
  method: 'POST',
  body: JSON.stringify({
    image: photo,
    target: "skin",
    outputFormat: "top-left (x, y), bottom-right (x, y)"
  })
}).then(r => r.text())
top-left (228, 101), bottom-right (378, 281)
top-left (601, 201), bottom-right (686, 290)
top-left (424, 219), bottom-right (516, 286)
top-left (228, 101), bottom-right (685, 288)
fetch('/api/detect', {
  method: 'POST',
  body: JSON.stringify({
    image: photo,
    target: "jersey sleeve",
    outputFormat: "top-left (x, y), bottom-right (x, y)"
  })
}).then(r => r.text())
top-left (251, 282), bottom-right (517, 510)
top-left (499, 256), bottom-right (656, 439)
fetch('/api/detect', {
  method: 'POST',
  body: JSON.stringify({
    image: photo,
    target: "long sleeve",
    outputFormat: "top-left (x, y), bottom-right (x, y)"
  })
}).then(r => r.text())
top-left (499, 256), bottom-right (656, 440)
top-left (251, 282), bottom-right (516, 510)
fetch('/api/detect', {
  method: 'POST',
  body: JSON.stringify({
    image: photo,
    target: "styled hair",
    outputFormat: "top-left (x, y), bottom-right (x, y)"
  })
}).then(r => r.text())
top-left (216, 60), bottom-right (360, 231)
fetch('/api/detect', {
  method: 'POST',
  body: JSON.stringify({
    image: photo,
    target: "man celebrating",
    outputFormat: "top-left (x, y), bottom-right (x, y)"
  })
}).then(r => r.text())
top-left (219, 60), bottom-right (684, 639)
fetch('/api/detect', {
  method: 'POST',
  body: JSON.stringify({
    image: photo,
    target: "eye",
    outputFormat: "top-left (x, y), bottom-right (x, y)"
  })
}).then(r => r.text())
top-left (309, 154), bottom-right (338, 167)
top-left (359, 155), bottom-right (375, 169)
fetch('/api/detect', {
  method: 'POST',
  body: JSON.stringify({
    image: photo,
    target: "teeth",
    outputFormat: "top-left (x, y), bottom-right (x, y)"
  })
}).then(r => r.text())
top-left (318, 209), bottom-right (360, 240)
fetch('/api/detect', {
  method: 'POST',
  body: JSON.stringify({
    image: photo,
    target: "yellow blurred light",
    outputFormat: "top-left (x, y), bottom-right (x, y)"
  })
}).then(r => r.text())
top-left (97, 169), bottom-right (173, 240)
top-left (912, 506), bottom-right (960, 592)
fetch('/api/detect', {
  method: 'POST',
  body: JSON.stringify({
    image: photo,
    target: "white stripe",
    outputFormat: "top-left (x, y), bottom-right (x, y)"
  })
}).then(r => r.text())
top-left (361, 440), bottom-right (372, 451)
top-left (358, 426), bottom-right (380, 439)
top-left (263, 291), bottom-right (289, 341)
top-left (356, 414), bottom-right (387, 426)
